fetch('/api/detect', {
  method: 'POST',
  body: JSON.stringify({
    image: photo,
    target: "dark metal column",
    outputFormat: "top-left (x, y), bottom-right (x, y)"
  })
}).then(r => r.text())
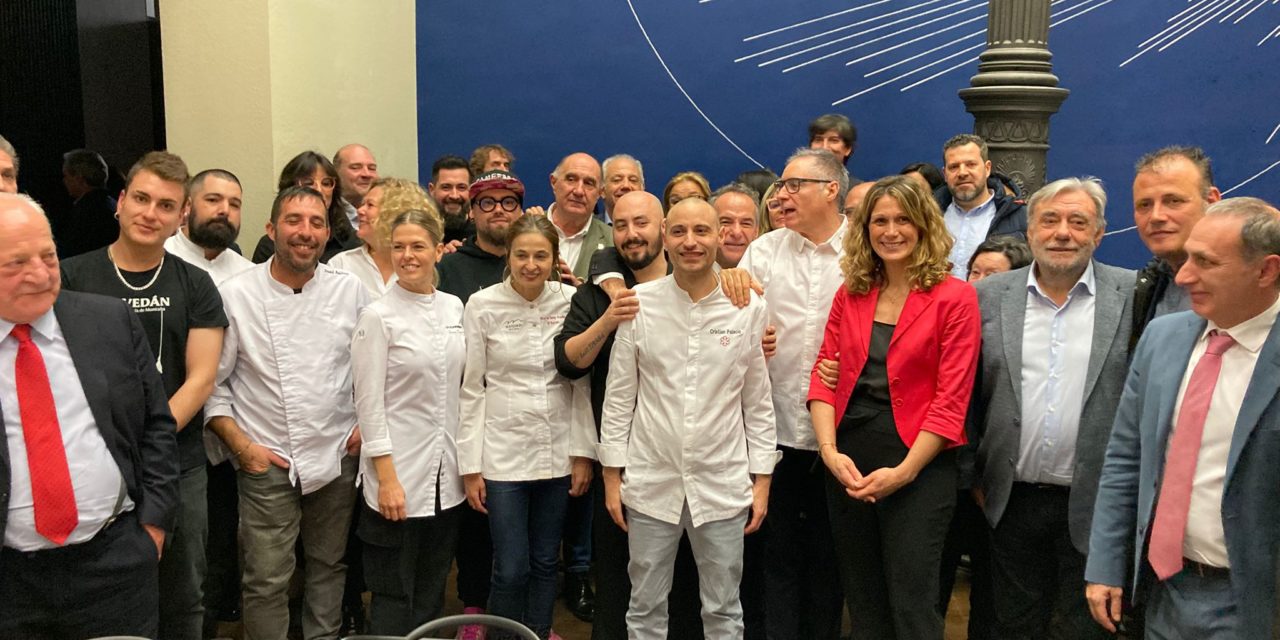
top-left (959, 0), bottom-right (1068, 194)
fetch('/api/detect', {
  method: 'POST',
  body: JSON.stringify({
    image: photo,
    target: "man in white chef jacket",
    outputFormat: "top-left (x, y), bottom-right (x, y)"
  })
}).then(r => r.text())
top-left (205, 185), bottom-right (371, 640)
top-left (599, 198), bottom-right (778, 640)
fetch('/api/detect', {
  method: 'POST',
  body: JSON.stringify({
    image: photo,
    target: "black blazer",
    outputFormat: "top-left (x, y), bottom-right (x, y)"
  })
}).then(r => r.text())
top-left (0, 291), bottom-right (179, 545)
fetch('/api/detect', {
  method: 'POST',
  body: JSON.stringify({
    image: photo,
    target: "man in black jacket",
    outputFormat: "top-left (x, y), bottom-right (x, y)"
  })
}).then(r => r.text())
top-left (1129, 146), bottom-right (1221, 350)
top-left (935, 134), bottom-right (1028, 278)
top-left (437, 169), bottom-right (521, 305)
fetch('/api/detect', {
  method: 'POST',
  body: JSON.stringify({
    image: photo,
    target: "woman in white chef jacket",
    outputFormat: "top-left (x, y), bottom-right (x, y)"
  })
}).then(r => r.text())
top-left (330, 177), bottom-right (435, 297)
top-left (458, 213), bottom-right (596, 640)
top-left (351, 208), bottom-right (465, 634)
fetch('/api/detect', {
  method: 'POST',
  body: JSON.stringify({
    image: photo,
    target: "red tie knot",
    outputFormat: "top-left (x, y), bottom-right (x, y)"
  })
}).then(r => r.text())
top-left (10, 323), bottom-right (32, 343)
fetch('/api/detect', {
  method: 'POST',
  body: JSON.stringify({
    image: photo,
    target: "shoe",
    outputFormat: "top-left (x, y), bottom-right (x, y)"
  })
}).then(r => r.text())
top-left (562, 571), bottom-right (595, 623)
top-left (549, 632), bottom-right (564, 640)
top-left (457, 606), bottom-right (487, 640)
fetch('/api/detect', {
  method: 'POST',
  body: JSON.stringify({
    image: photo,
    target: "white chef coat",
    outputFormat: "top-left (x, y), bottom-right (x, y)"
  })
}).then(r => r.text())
top-left (164, 230), bottom-right (254, 287)
top-left (598, 276), bottom-right (779, 527)
top-left (352, 284), bottom-right (466, 517)
top-left (328, 246), bottom-right (397, 297)
top-left (205, 259), bottom-right (371, 494)
top-left (457, 279), bottom-right (595, 481)
top-left (736, 221), bottom-right (846, 450)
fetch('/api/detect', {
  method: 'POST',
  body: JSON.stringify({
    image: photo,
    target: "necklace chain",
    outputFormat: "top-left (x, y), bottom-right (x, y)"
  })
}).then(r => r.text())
top-left (107, 247), bottom-right (165, 292)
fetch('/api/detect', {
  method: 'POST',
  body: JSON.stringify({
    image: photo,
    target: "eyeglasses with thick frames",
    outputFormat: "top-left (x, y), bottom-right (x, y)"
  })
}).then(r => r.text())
top-left (771, 177), bottom-right (833, 194)
top-left (475, 196), bottom-right (522, 213)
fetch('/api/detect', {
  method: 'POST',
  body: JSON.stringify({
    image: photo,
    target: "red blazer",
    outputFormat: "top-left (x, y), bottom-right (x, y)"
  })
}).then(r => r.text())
top-left (806, 276), bottom-right (980, 447)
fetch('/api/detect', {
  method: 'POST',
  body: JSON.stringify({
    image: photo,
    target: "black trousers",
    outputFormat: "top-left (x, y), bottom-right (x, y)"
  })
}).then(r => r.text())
top-left (828, 406), bottom-right (956, 640)
top-left (764, 445), bottom-right (845, 640)
top-left (989, 483), bottom-right (1111, 640)
top-left (360, 503), bottom-right (462, 635)
top-left (939, 488), bottom-right (995, 640)
top-left (455, 502), bottom-right (493, 608)
top-left (204, 460), bottom-right (241, 627)
top-left (589, 467), bottom-right (704, 640)
top-left (0, 512), bottom-right (160, 639)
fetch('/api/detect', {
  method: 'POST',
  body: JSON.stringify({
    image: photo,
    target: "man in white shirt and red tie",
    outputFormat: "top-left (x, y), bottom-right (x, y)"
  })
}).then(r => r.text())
top-left (1086, 196), bottom-right (1280, 638)
top-left (0, 193), bottom-right (178, 638)
top-left (205, 185), bottom-right (370, 640)
top-left (599, 198), bottom-right (778, 640)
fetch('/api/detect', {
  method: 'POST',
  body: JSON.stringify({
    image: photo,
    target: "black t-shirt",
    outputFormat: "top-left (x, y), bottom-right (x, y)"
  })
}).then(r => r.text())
top-left (61, 247), bottom-right (229, 470)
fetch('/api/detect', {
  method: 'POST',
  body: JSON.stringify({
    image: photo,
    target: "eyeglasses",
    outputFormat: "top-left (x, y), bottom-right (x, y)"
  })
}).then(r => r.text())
top-left (765, 199), bottom-right (782, 211)
top-left (771, 177), bottom-right (833, 194)
top-left (476, 195), bottom-right (522, 213)
top-left (299, 177), bottom-right (337, 190)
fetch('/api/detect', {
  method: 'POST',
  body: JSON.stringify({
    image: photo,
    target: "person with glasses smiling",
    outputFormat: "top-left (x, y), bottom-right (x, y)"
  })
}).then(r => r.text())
top-left (723, 147), bottom-right (851, 640)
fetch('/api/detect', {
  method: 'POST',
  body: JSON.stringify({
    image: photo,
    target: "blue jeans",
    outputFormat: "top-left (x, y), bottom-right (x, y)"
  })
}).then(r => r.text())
top-left (486, 476), bottom-right (571, 639)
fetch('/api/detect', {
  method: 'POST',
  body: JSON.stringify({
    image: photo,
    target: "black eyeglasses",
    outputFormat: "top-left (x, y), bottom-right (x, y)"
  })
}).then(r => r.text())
top-left (771, 177), bottom-right (833, 194)
top-left (475, 196), bottom-right (522, 213)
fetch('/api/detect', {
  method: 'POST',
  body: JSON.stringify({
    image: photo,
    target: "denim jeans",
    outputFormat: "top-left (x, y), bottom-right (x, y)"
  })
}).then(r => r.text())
top-left (485, 476), bottom-right (571, 639)
top-left (159, 463), bottom-right (209, 640)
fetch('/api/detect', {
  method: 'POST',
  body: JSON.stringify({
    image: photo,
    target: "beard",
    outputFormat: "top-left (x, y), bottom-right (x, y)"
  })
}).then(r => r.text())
top-left (620, 238), bottom-right (661, 272)
top-left (440, 197), bottom-right (470, 220)
top-left (275, 238), bottom-right (321, 274)
top-left (443, 210), bottom-right (472, 238)
top-left (188, 216), bottom-right (238, 251)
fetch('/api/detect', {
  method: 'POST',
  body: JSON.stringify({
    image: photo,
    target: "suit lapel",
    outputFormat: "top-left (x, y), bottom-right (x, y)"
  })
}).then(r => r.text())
top-left (1226, 320), bottom-right (1280, 482)
top-left (1001, 276), bottom-right (1028, 409)
top-left (1083, 263), bottom-right (1124, 404)
top-left (851, 287), bottom-right (875, 362)
top-left (53, 296), bottom-right (114, 436)
top-left (890, 287), bottom-right (934, 348)
top-left (1153, 314), bottom-right (1206, 451)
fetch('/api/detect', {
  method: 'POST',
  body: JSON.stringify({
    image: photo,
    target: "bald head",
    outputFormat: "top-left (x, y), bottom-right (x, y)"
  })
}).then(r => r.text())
top-left (334, 143), bottom-right (378, 203)
top-left (0, 193), bottom-right (60, 323)
top-left (664, 198), bottom-right (720, 277)
top-left (613, 191), bottom-right (665, 272)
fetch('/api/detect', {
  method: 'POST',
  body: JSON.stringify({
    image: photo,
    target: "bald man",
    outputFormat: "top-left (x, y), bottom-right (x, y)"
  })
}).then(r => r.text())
top-left (0, 193), bottom-right (178, 638)
top-left (600, 199), bottom-right (777, 640)
top-left (333, 144), bottom-right (379, 229)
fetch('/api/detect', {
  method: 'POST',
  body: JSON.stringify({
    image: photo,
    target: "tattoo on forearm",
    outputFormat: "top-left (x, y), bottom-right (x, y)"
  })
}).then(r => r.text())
top-left (574, 331), bottom-right (609, 365)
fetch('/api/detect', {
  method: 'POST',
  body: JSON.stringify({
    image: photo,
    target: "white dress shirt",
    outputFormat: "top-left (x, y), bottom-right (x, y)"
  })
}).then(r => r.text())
top-left (944, 193), bottom-right (997, 279)
top-left (736, 221), bottom-right (846, 450)
top-left (457, 280), bottom-right (595, 481)
top-left (549, 204), bottom-right (592, 271)
top-left (328, 246), bottom-right (397, 297)
top-left (2, 310), bottom-right (132, 551)
top-left (352, 285), bottom-right (466, 517)
top-left (1173, 295), bottom-right (1280, 568)
top-left (164, 230), bottom-right (254, 287)
top-left (205, 260), bottom-right (371, 494)
top-left (598, 276), bottom-right (779, 527)
top-left (1018, 262), bottom-right (1095, 485)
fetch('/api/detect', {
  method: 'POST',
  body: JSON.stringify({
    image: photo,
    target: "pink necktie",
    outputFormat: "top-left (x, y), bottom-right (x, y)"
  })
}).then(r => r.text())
top-left (1148, 330), bottom-right (1236, 580)
top-left (11, 324), bottom-right (79, 545)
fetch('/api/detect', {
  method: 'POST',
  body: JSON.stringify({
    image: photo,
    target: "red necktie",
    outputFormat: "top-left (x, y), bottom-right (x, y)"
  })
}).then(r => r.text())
top-left (11, 324), bottom-right (79, 545)
top-left (1148, 330), bottom-right (1236, 580)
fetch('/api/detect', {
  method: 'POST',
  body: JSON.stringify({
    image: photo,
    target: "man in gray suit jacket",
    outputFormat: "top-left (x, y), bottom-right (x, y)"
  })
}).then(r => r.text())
top-left (1086, 197), bottom-right (1280, 638)
top-left (974, 178), bottom-right (1134, 639)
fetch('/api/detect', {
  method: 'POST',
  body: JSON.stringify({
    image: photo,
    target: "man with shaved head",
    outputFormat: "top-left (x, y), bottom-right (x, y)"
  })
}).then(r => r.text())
top-left (0, 193), bottom-right (178, 638)
top-left (333, 144), bottom-right (379, 229)
top-left (548, 152), bottom-right (613, 281)
top-left (600, 197), bottom-right (776, 640)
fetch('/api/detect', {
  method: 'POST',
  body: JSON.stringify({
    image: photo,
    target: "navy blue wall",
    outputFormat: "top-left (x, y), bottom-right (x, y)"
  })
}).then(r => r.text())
top-left (419, 0), bottom-right (1280, 268)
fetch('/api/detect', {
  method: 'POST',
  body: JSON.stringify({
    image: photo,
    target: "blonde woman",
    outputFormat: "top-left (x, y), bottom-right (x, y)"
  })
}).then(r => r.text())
top-left (329, 178), bottom-right (434, 297)
top-left (807, 175), bottom-right (981, 640)
top-left (351, 207), bottom-right (463, 634)
top-left (662, 171), bottom-right (711, 212)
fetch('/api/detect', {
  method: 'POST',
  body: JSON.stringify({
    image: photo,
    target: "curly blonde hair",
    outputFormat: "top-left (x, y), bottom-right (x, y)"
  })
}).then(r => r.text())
top-left (369, 178), bottom-right (437, 247)
top-left (840, 174), bottom-right (953, 294)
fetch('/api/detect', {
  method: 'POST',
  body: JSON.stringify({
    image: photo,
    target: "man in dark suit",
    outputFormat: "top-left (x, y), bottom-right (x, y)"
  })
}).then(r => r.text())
top-left (1086, 197), bottom-right (1280, 638)
top-left (973, 178), bottom-right (1134, 639)
top-left (0, 192), bottom-right (179, 638)
top-left (57, 148), bottom-right (120, 259)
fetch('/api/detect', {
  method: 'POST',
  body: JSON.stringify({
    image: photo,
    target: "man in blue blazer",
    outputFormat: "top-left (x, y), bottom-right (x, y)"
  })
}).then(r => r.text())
top-left (1086, 197), bottom-right (1280, 638)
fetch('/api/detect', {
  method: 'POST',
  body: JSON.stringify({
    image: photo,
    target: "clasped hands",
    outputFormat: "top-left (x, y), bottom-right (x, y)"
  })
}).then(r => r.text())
top-left (819, 446), bottom-right (915, 503)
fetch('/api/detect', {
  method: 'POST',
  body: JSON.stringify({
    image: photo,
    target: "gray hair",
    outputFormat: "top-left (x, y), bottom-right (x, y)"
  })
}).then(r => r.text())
top-left (785, 147), bottom-right (850, 204)
top-left (1204, 197), bottom-right (1280, 263)
top-left (602, 154), bottom-right (644, 187)
top-left (710, 182), bottom-right (761, 206)
top-left (1027, 177), bottom-right (1108, 233)
top-left (0, 135), bottom-right (18, 172)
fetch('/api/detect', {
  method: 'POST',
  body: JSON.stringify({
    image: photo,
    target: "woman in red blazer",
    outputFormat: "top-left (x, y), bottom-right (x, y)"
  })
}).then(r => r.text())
top-left (807, 174), bottom-right (980, 640)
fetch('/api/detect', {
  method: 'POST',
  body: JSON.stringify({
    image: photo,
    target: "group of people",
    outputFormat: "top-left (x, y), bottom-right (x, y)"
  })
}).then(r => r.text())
top-left (0, 110), bottom-right (1279, 640)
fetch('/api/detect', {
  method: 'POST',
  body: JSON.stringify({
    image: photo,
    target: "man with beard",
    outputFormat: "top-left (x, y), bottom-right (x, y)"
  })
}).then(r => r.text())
top-left (334, 144), bottom-right (379, 230)
top-left (163, 168), bottom-right (254, 635)
top-left (556, 192), bottom-right (703, 639)
top-left (205, 186), bottom-right (369, 640)
top-left (937, 134), bottom-right (1027, 278)
top-left (972, 178), bottom-right (1134, 639)
top-left (438, 169), bottom-right (520, 305)
top-left (60, 151), bottom-right (228, 640)
top-left (427, 155), bottom-right (474, 243)
top-left (711, 183), bottom-right (760, 269)
top-left (600, 154), bottom-right (644, 225)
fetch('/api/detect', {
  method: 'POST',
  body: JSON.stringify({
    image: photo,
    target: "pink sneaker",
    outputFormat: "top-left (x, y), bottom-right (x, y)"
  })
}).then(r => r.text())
top-left (549, 632), bottom-right (564, 640)
top-left (457, 606), bottom-right (487, 640)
